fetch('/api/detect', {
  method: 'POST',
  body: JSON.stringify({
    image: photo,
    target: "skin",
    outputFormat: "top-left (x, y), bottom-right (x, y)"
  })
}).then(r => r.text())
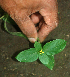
top-left (0, 0), bottom-right (58, 43)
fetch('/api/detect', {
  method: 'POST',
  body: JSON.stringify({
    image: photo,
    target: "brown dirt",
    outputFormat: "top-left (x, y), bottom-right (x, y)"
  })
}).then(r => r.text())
top-left (0, 0), bottom-right (70, 77)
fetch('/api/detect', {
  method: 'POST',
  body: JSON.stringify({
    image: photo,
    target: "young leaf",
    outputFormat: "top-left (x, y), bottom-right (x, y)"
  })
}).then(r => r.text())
top-left (34, 41), bottom-right (42, 51)
top-left (39, 53), bottom-right (49, 64)
top-left (15, 48), bottom-right (38, 62)
top-left (44, 55), bottom-right (55, 70)
top-left (43, 39), bottom-right (67, 55)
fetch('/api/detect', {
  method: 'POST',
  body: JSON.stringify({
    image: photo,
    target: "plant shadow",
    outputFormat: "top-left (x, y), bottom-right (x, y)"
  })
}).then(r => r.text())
top-left (37, 59), bottom-right (42, 64)
top-left (29, 42), bottom-right (34, 48)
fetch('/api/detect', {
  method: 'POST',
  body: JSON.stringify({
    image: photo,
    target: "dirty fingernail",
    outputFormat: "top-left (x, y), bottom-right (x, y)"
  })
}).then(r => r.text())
top-left (28, 38), bottom-right (37, 43)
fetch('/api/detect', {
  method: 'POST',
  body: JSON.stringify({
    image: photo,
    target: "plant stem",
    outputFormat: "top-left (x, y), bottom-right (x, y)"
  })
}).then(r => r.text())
top-left (0, 15), bottom-right (4, 20)
top-left (37, 38), bottom-right (40, 43)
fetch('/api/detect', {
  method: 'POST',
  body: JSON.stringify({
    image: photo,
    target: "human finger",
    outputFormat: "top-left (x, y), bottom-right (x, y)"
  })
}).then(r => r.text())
top-left (30, 12), bottom-right (42, 24)
top-left (39, 8), bottom-right (58, 42)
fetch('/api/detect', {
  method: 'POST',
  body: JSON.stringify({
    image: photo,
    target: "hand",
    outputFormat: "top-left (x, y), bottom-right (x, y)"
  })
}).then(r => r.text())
top-left (0, 0), bottom-right (58, 43)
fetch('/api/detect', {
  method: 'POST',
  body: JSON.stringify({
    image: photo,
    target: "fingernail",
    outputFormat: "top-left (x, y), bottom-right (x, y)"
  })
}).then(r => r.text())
top-left (28, 38), bottom-right (37, 43)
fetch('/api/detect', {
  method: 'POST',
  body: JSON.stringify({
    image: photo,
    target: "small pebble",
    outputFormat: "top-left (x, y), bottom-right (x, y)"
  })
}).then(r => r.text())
top-left (20, 74), bottom-right (24, 76)
top-left (65, 54), bottom-right (66, 56)
top-left (4, 67), bottom-right (6, 69)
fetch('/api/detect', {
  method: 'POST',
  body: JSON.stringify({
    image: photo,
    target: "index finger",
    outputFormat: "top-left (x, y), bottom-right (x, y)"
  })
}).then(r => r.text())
top-left (38, 7), bottom-right (58, 42)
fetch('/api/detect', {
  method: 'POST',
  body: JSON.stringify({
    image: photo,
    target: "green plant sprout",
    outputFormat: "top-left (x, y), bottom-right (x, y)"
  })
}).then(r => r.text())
top-left (15, 39), bottom-right (66, 70)
top-left (0, 10), bottom-right (66, 70)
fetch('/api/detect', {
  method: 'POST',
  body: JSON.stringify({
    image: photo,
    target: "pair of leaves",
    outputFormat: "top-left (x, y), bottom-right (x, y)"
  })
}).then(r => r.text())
top-left (16, 39), bottom-right (66, 70)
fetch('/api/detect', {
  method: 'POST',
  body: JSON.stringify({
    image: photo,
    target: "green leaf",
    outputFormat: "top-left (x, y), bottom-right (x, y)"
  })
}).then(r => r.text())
top-left (43, 39), bottom-right (67, 55)
top-left (39, 53), bottom-right (49, 64)
top-left (44, 55), bottom-right (55, 70)
top-left (4, 15), bottom-right (28, 39)
top-left (34, 41), bottom-right (42, 51)
top-left (15, 48), bottom-right (38, 62)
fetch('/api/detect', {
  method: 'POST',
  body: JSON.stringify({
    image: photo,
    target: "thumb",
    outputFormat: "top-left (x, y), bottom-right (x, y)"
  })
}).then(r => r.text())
top-left (12, 13), bottom-right (38, 43)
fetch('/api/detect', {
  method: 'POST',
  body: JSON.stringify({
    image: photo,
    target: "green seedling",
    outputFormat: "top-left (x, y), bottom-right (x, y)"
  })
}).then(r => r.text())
top-left (15, 39), bottom-right (66, 70)
top-left (0, 10), bottom-right (67, 70)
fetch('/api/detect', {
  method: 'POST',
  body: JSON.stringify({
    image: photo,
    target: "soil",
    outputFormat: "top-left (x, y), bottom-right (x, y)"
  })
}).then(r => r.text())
top-left (0, 0), bottom-right (70, 77)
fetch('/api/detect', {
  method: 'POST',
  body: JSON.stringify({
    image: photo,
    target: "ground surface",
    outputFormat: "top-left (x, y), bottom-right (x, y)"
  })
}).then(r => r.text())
top-left (0, 0), bottom-right (70, 77)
